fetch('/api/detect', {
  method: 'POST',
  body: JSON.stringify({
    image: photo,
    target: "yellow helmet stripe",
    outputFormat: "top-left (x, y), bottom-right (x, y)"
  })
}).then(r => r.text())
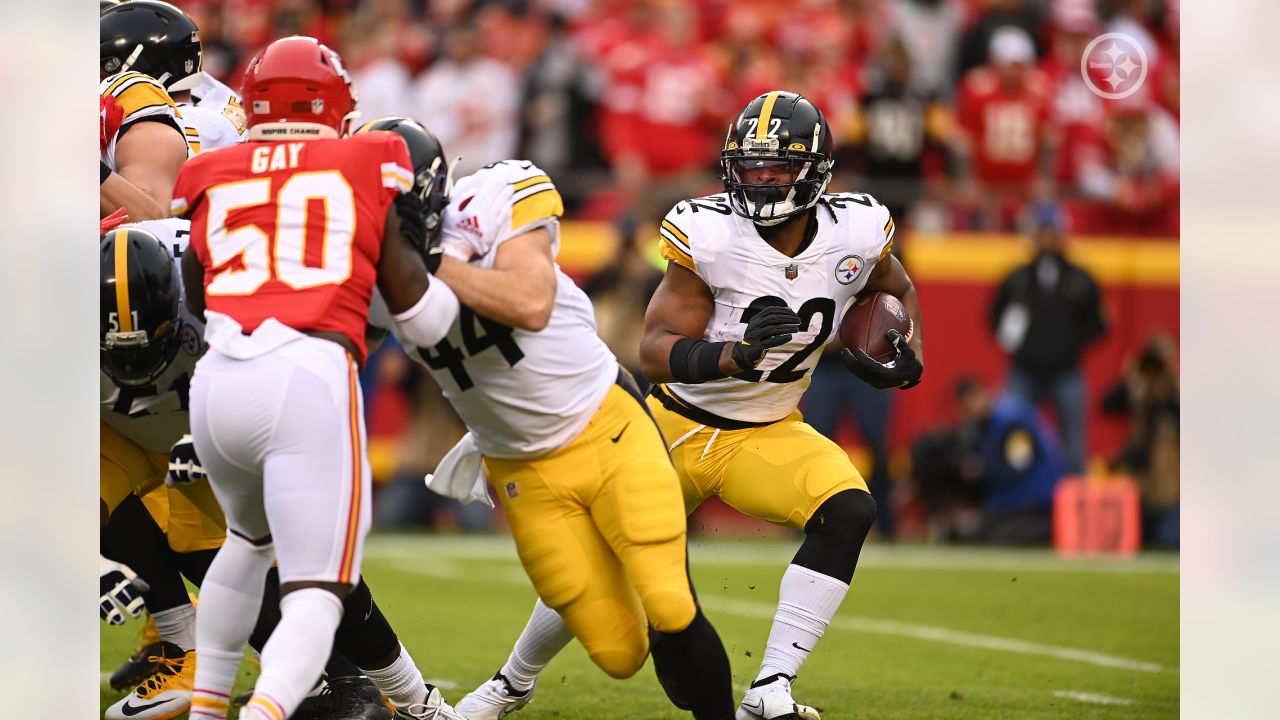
top-left (113, 228), bottom-right (133, 333)
top-left (756, 91), bottom-right (781, 140)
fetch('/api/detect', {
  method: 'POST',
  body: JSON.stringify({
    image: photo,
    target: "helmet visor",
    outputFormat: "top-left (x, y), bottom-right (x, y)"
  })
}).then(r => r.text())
top-left (723, 155), bottom-right (822, 223)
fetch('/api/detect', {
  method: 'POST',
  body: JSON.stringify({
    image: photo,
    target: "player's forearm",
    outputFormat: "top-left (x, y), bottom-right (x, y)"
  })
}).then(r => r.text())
top-left (101, 171), bottom-right (168, 221)
top-left (640, 331), bottom-right (739, 384)
top-left (435, 255), bottom-right (554, 331)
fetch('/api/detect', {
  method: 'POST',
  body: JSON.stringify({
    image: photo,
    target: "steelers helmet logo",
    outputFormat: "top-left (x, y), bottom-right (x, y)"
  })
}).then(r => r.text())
top-left (835, 255), bottom-right (864, 285)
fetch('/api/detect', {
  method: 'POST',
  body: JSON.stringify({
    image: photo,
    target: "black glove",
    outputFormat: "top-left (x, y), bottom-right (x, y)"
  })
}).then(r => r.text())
top-left (167, 434), bottom-right (206, 487)
top-left (731, 305), bottom-right (801, 370)
top-left (393, 192), bottom-right (429, 254)
top-left (841, 329), bottom-right (923, 389)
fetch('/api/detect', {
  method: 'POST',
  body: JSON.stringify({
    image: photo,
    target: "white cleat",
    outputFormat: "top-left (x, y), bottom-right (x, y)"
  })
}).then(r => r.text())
top-left (736, 674), bottom-right (821, 720)
top-left (396, 683), bottom-right (469, 720)
top-left (454, 673), bottom-right (535, 720)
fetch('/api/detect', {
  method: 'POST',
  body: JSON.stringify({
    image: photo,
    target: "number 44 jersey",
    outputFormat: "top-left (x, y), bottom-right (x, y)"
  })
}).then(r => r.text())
top-left (387, 160), bottom-right (617, 460)
top-left (657, 191), bottom-right (897, 424)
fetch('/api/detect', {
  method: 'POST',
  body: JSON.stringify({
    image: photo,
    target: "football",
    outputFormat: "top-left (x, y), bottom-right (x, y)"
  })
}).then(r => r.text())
top-left (840, 291), bottom-right (913, 363)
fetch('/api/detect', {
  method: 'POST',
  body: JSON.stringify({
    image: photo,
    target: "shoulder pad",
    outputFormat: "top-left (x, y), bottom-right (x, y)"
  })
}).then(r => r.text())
top-left (445, 160), bottom-right (562, 258)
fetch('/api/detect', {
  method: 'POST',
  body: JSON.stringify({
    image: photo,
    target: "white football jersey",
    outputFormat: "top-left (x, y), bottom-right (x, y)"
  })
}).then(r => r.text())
top-left (657, 192), bottom-right (896, 424)
top-left (100, 219), bottom-right (207, 453)
top-left (399, 160), bottom-right (617, 459)
top-left (101, 71), bottom-right (188, 171)
top-left (179, 74), bottom-right (247, 154)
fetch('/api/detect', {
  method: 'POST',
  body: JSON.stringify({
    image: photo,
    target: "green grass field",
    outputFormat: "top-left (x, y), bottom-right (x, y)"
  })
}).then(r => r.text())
top-left (102, 534), bottom-right (1178, 719)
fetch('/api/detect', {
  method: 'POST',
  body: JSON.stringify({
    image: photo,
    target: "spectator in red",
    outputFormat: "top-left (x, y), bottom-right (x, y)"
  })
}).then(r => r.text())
top-left (1074, 95), bottom-right (1180, 236)
top-left (953, 25), bottom-right (1053, 230)
top-left (598, 0), bottom-right (724, 228)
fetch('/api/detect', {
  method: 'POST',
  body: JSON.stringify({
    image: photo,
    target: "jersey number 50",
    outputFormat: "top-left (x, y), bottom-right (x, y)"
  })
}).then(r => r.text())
top-left (203, 171), bottom-right (356, 295)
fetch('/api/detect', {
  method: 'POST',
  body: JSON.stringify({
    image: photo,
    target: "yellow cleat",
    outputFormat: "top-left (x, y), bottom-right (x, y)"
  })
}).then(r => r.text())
top-left (108, 613), bottom-right (164, 690)
top-left (105, 642), bottom-right (194, 720)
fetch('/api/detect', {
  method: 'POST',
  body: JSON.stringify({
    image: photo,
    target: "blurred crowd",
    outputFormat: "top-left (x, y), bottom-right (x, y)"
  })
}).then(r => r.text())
top-left (182, 0), bottom-right (1180, 237)
top-left (174, 0), bottom-right (1179, 547)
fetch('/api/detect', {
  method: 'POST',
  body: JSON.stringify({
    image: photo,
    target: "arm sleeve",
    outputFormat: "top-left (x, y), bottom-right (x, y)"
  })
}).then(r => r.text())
top-left (379, 135), bottom-right (415, 200)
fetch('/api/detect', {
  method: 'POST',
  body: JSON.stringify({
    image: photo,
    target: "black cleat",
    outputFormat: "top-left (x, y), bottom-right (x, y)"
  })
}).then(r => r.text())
top-left (314, 674), bottom-right (392, 720)
top-left (108, 640), bottom-right (166, 691)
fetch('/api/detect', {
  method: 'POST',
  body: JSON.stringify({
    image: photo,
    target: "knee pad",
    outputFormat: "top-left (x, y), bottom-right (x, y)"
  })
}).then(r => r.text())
top-left (589, 643), bottom-right (648, 679)
top-left (643, 590), bottom-right (697, 635)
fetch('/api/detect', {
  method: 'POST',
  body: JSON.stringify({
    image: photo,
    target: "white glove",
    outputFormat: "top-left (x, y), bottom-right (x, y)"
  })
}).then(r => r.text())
top-left (167, 434), bottom-right (206, 486)
top-left (100, 556), bottom-right (149, 625)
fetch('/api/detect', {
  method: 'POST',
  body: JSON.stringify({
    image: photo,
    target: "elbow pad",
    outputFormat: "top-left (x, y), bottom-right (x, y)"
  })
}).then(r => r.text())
top-left (393, 278), bottom-right (460, 348)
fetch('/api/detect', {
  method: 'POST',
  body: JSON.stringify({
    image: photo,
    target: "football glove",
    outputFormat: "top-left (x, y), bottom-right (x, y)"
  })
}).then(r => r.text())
top-left (841, 329), bottom-right (923, 390)
top-left (394, 192), bottom-right (429, 252)
top-left (732, 305), bottom-right (801, 370)
top-left (166, 434), bottom-right (206, 487)
top-left (100, 556), bottom-right (149, 625)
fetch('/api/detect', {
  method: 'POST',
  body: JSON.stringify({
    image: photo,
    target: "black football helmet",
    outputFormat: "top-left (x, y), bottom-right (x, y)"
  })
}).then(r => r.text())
top-left (354, 116), bottom-right (455, 243)
top-left (101, 226), bottom-right (184, 386)
top-left (100, 0), bottom-right (119, 12)
top-left (721, 91), bottom-right (834, 226)
top-left (100, 0), bottom-right (203, 92)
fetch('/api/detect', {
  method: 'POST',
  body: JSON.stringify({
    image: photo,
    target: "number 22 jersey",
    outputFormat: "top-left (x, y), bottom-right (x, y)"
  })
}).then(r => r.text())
top-left (657, 192), bottom-right (896, 424)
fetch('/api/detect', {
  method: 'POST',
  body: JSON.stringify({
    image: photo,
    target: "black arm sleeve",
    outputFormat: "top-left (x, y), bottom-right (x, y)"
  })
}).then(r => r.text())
top-left (670, 338), bottom-right (731, 384)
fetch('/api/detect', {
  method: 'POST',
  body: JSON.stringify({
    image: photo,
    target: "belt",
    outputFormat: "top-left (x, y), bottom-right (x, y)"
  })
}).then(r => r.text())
top-left (649, 384), bottom-right (773, 431)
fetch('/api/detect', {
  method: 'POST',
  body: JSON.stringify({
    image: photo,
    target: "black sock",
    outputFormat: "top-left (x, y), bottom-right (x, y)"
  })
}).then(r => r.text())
top-left (791, 489), bottom-right (877, 584)
top-left (650, 608), bottom-right (736, 720)
top-left (333, 579), bottom-right (402, 669)
top-left (325, 652), bottom-right (363, 679)
top-left (101, 494), bottom-right (190, 613)
top-left (172, 547), bottom-right (219, 586)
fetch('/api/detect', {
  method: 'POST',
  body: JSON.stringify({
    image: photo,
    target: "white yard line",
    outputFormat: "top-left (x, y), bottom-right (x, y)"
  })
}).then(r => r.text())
top-left (380, 558), bottom-right (1176, 675)
top-left (365, 535), bottom-right (1179, 575)
top-left (1052, 690), bottom-right (1137, 706)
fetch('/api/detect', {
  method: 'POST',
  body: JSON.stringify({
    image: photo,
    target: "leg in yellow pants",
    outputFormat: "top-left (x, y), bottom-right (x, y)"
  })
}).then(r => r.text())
top-left (486, 383), bottom-right (694, 679)
top-left (645, 398), bottom-right (869, 530)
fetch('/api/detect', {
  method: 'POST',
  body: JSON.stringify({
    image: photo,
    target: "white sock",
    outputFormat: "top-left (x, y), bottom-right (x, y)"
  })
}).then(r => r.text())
top-left (153, 604), bottom-right (197, 652)
top-left (756, 564), bottom-right (850, 683)
top-left (192, 535), bottom-right (275, 719)
top-left (363, 643), bottom-right (428, 709)
top-left (248, 588), bottom-right (344, 720)
top-left (501, 598), bottom-right (574, 692)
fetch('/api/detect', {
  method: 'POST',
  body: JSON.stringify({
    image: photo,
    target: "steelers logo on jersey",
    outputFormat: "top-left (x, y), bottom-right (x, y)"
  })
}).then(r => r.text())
top-left (835, 254), bottom-right (865, 285)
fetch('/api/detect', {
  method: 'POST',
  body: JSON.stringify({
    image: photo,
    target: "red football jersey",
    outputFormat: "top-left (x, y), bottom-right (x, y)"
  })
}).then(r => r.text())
top-left (956, 67), bottom-right (1052, 185)
top-left (172, 132), bottom-right (414, 361)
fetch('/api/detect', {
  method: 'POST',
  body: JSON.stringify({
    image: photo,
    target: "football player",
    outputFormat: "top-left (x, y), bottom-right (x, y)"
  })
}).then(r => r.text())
top-left (100, 0), bottom-right (247, 156)
top-left (99, 5), bottom-right (189, 221)
top-left (173, 37), bottom-right (464, 720)
top-left (359, 117), bottom-right (737, 720)
top-left (100, 220), bottom-right (443, 720)
top-left (459, 91), bottom-right (925, 720)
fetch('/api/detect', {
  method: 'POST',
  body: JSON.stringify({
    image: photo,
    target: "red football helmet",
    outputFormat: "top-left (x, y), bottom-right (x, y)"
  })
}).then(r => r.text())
top-left (241, 36), bottom-right (358, 139)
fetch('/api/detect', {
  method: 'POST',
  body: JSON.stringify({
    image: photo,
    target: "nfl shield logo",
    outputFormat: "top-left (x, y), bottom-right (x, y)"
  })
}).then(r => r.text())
top-left (505, 482), bottom-right (519, 499)
top-left (784, 263), bottom-right (799, 280)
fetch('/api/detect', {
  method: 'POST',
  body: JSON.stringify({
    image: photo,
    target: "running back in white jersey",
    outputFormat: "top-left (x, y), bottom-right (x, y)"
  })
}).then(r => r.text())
top-left (100, 218), bottom-right (207, 453)
top-left (398, 160), bottom-right (617, 459)
top-left (179, 73), bottom-right (247, 153)
top-left (657, 192), bottom-right (896, 424)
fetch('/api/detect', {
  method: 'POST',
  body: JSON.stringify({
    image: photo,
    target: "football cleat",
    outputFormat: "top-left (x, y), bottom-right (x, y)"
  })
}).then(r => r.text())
top-left (309, 674), bottom-right (393, 720)
top-left (108, 614), bottom-right (164, 690)
top-left (104, 642), bottom-right (194, 720)
top-left (455, 673), bottom-right (535, 720)
top-left (395, 683), bottom-right (468, 720)
top-left (735, 674), bottom-right (821, 720)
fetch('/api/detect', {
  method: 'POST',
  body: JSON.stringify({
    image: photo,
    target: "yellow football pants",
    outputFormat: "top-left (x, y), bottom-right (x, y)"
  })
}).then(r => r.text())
top-left (101, 421), bottom-right (226, 552)
top-left (645, 398), bottom-right (869, 530)
top-left (486, 382), bottom-right (695, 679)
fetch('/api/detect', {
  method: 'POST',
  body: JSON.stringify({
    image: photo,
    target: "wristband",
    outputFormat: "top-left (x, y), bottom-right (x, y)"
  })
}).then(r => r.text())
top-left (101, 161), bottom-right (112, 185)
top-left (669, 338), bottom-right (729, 384)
